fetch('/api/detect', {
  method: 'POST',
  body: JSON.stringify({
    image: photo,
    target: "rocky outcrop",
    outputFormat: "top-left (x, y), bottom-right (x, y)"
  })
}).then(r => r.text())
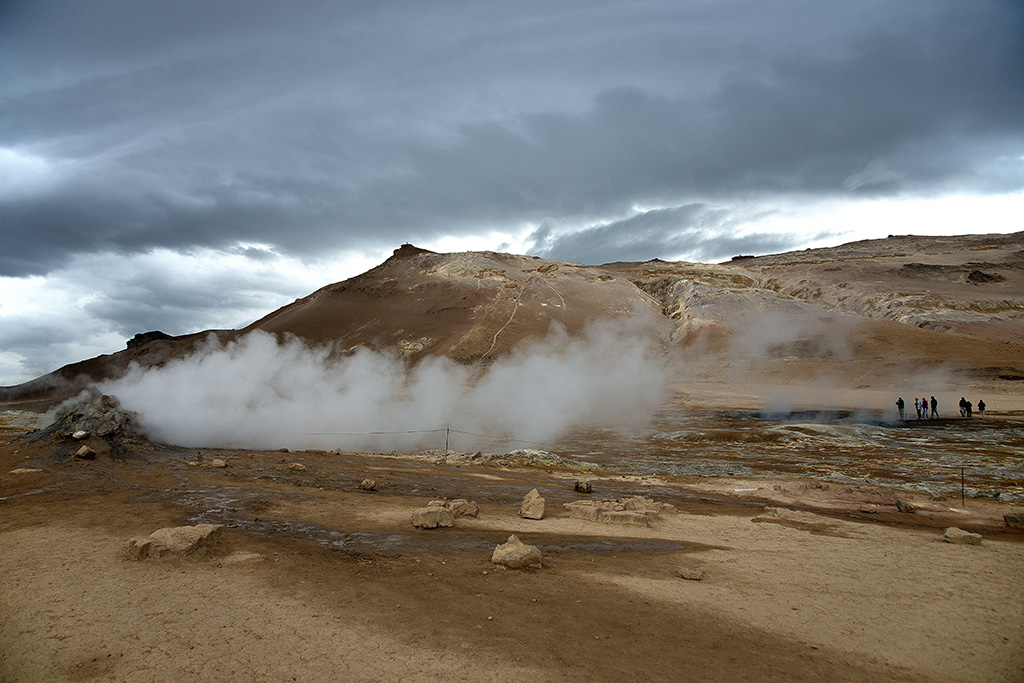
top-left (564, 495), bottom-right (675, 527)
top-left (491, 535), bottom-right (542, 569)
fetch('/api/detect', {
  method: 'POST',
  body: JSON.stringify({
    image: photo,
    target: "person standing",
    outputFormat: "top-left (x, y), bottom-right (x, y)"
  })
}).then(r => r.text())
top-left (930, 396), bottom-right (938, 419)
top-left (896, 397), bottom-right (905, 421)
top-left (914, 397), bottom-right (922, 419)
top-left (978, 399), bottom-right (986, 418)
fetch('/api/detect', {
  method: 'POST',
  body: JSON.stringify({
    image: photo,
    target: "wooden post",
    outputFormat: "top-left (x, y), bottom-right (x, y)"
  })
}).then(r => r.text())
top-left (445, 427), bottom-right (450, 454)
top-left (961, 467), bottom-right (965, 508)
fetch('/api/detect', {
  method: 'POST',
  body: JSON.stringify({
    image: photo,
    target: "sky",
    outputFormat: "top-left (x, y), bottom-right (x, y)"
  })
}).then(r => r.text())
top-left (1, 0), bottom-right (1022, 386)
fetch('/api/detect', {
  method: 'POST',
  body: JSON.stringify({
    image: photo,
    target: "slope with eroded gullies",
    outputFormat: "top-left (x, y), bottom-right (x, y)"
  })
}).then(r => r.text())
top-left (3, 233), bottom-right (1024, 410)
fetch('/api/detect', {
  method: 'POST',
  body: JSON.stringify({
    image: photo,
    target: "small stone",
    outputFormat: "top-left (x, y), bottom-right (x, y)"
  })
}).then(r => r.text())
top-left (859, 504), bottom-right (879, 514)
top-left (74, 445), bottom-right (96, 460)
top-left (210, 459), bottom-right (228, 468)
top-left (943, 527), bottom-right (982, 545)
top-left (288, 462), bottom-right (308, 471)
top-left (678, 568), bottom-right (704, 581)
top-left (71, 430), bottom-right (89, 440)
top-left (358, 478), bottom-right (376, 491)
top-left (221, 551), bottom-right (266, 564)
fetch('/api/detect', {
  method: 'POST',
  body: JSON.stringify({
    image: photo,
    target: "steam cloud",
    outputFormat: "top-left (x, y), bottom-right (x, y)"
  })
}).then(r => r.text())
top-left (100, 317), bottom-right (669, 452)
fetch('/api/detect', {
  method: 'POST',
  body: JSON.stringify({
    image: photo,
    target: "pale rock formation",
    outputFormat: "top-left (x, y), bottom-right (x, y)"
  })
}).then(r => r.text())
top-left (411, 506), bottom-right (455, 529)
top-left (491, 535), bottom-right (542, 569)
top-left (519, 489), bottom-right (545, 520)
top-left (943, 527), bottom-right (982, 545)
top-left (127, 524), bottom-right (223, 560)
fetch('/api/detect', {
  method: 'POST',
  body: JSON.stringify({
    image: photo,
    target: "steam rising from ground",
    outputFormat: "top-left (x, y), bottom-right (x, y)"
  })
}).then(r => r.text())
top-left (101, 317), bottom-right (668, 452)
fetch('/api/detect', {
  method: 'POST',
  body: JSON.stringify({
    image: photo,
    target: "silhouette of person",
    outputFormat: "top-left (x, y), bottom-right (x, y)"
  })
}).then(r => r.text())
top-left (966, 401), bottom-right (973, 418)
top-left (914, 397), bottom-right (922, 419)
top-left (896, 397), bottom-right (905, 421)
top-left (959, 397), bottom-right (967, 417)
top-left (930, 396), bottom-right (938, 419)
top-left (978, 399), bottom-right (986, 418)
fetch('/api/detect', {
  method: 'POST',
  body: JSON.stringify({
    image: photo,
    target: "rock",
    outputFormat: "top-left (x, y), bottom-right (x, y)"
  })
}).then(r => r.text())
top-left (574, 479), bottom-right (593, 493)
top-left (1004, 513), bottom-right (1024, 529)
top-left (859, 504), bottom-right (879, 514)
top-left (288, 462), bottom-right (308, 472)
top-left (491, 535), bottom-right (542, 569)
top-left (358, 478), bottom-right (376, 491)
top-left (519, 489), bottom-right (546, 520)
top-left (71, 430), bottom-right (89, 440)
top-left (74, 445), bottom-right (96, 460)
top-left (943, 527), bottom-right (982, 545)
top-left (9, 468), bottom-right (43, 474)
top-left (149, 524), bottom-right (223, 554)
top-left (448, 499), bottom-right (479, 517)
top-left (127, 524), bottom-right (223, 560)
top-left (678, 567), bottom-right (704, 581)
top-left (411, 506), bottom-right (455, 529)
top-left (210, 459), bottom-right (228, 468)
top-left (896, 500), bottom-right (917, 514)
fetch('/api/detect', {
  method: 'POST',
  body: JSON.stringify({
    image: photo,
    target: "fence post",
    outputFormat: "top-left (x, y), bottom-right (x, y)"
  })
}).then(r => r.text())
top-left (445, 427), bottom-right (450, 455)
top-left (961, 467), bottom-right (965, 508)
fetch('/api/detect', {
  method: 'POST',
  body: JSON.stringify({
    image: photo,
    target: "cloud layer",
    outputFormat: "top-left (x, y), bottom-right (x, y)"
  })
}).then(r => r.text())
top-left (1, 0), bottom-right (1022, 384)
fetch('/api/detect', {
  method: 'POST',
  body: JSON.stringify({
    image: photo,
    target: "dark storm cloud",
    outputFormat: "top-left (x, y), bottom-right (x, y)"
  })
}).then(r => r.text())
top-left (523, 205), bottom-right (828, 265)
top-left (2, 0), bottom-right (1021, 278)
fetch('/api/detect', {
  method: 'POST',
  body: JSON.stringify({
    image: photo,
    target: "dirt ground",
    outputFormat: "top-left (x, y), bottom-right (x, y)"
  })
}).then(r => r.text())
top-left (1, 414), bottom-right (1023, 683)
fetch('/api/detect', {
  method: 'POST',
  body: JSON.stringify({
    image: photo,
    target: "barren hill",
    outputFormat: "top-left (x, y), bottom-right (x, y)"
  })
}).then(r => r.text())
top-left (3, 232), bottom-right (1024, 410)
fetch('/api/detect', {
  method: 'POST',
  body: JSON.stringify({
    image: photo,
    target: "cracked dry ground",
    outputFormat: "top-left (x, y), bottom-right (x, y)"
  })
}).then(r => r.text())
top-left (1, 431), bottom-right (1023, 682)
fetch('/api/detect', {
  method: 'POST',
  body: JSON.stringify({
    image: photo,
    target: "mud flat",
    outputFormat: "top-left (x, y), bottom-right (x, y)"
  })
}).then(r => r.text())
top-left (1, 416), bottom-right (1023, 682)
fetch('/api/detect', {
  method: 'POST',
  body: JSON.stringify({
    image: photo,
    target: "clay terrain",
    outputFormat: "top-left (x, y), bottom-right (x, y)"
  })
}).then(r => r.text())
top-left (2, 232), bottom-right (1024, 682)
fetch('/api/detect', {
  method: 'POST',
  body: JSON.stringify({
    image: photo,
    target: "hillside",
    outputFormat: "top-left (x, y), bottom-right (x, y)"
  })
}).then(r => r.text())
top-left (3, 232), bottom-right (1023, 411)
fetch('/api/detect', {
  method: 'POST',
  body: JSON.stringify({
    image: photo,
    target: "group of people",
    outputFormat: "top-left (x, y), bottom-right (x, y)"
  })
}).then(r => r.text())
top-left (958, 396), bottom-right (986, 418)
top-left (894, 395), bottom-right (987, 420)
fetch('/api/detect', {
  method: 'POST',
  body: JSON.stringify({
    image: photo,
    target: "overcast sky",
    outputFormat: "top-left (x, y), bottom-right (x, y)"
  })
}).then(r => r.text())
top-left (1, 0), bottom-right (1022, 385)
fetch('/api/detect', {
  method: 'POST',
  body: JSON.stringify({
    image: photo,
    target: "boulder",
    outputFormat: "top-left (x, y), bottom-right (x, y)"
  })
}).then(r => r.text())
top-left (519, 489), bottom-right (545, 520)
top-left (859, 504), bottom-right (879, 514)
top-left (491, 535), bottom-right (542, 569)
top-left (127, 524), bottom-right (223, 560)
top-left (448, 499), bottom-right (480, 517)
top-left (1004, 513), bottom-right (1024, 529)
top-left (210, 459), bottom-right (228, 468)
top-left (896, 500), bottom-right (917, 514)
top-left (943, 527), bottom-right (982, 545)
top-left (411, 507), bottom-right (455, 529)
top-left (288, 462), bottom-right (308, 472)
top-left (74, 445), bottom-right (96, 460)
top-left (71, 430), bottom-right (89, 440)
top-left (574, 479), bottom-right (593, 494)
